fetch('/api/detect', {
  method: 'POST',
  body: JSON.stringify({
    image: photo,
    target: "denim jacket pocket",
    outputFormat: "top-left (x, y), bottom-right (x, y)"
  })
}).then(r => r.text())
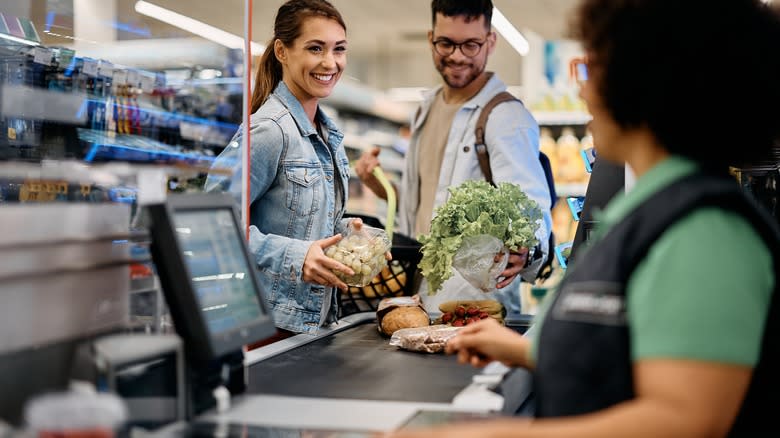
top-left (284, 163), bottom-right (322, 216)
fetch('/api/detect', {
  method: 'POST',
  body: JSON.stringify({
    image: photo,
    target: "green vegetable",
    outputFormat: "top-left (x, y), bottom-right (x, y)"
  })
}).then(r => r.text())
top-left (418, 180), bottom-right (542, 294)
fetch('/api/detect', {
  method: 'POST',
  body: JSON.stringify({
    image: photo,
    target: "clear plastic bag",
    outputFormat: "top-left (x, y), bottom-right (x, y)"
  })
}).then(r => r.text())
top-left (452, 235), bottom-right (509, 292)
top-left (389, 324), bottom-right (462, 353)
top-left (324, 222), bottom-right (391, 287)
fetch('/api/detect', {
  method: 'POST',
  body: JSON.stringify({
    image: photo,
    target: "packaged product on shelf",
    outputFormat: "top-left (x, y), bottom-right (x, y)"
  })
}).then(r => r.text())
top-left (556, 127), bottom-right (586, 184)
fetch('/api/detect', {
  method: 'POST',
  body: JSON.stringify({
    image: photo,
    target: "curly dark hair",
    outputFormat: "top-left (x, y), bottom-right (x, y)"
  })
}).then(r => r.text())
top-left (571, 0), bottom-right (780, 172)
top-left (431, 0), bottom-right (493, 29)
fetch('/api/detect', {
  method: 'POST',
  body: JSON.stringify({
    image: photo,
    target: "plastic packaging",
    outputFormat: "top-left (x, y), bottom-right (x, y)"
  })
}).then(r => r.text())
top-left (325, 222), bottom-right (391, 286)
top-left (452, 235), bottom-right (509, 292)
top-left (557, 127), bottom-right (586, 183)
top-left (24, 382), bottom-right (127, 437)
top-left (389, 324), bottom-right (462, 353)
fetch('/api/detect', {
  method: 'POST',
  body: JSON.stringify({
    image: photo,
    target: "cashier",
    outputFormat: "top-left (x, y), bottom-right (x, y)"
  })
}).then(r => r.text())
top-left (387, 0), bottom-right (779, 437)
top-left (206, 0), bottom-right (356, 338)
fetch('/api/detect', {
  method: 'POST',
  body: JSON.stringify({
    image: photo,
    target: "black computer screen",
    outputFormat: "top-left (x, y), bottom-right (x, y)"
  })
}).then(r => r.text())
top-left (149, 194), bottom-right (275, 362)
top-left (172, 209), bottom-right (264, 336)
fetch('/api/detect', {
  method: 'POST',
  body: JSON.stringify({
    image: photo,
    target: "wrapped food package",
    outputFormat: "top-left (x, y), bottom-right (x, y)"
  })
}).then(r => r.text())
top-left (435, 300), bottom-right (505, 326)
top-left (376, 296), bottom-right (430, 336)
top-left (389, 324), bottom-right (462, 353)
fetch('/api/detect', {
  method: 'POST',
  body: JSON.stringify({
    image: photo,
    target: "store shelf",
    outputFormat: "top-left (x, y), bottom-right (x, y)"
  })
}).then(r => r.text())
top-left (533, 111), bottom-right (592, 126)
top-left (78, 128), bottom-right (214, 167)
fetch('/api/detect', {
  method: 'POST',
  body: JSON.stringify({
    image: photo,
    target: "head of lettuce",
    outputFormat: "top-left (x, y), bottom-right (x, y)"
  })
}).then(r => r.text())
top-left (418, 180), bottom-right (542, 294)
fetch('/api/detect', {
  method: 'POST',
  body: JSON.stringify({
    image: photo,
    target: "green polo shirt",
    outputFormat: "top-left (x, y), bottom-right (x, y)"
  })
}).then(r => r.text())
top-left (531, 156), bottom-right (774, 366)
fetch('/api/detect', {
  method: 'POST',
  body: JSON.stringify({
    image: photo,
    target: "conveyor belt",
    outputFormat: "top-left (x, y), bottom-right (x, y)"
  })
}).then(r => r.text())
top-left (247, 321), bottom-right (480, 403)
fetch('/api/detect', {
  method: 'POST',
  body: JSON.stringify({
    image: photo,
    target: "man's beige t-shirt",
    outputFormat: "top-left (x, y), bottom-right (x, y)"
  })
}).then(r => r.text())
top-left (414, 91), bottom-right (461, 238)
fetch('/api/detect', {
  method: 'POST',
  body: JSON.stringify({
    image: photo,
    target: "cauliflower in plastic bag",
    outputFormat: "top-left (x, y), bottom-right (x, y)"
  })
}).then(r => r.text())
top-left (452, 235), bottom-right (509, 292)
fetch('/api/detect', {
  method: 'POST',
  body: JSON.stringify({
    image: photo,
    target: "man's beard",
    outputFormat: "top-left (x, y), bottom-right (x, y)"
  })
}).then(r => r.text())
top-left (437, 59), bottom-right (484, 89)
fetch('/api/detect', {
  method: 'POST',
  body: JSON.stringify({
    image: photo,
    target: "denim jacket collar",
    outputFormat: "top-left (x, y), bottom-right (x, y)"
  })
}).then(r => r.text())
top-left (273, 81), bottom-right (344, 146)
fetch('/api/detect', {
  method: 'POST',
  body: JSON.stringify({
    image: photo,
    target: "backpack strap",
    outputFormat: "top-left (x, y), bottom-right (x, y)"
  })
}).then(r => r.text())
top-left (474, 91), bottom-right (559, 277)
top-left (474, 91), bottom-right (517, 186)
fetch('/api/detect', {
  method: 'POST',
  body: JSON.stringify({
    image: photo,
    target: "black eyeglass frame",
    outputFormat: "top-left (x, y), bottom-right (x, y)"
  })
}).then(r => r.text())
top-left (431, 35), bottom-right (490, 58)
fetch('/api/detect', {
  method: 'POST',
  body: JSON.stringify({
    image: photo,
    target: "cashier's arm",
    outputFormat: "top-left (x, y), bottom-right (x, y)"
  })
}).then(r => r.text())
top-left (385, 359), bottom-right (752, 438)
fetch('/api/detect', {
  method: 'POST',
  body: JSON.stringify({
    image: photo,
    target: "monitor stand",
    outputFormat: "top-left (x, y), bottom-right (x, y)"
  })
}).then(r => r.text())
top-left (186, 349), bottom-right (246, 419)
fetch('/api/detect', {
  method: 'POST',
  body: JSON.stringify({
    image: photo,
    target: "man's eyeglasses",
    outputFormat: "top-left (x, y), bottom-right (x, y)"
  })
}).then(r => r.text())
top-left (569, 57), bottom-right (589, 85)
top-left (432, 37), bottom-right (488, 58)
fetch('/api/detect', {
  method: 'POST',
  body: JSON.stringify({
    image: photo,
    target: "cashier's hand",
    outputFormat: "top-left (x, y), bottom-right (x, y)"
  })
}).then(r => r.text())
top-left (445, 318), bottom-right (530, 369)
top-left (496, 248), bottom-right (529, 289)
top-left (303, 235), bottom-right (353, 292)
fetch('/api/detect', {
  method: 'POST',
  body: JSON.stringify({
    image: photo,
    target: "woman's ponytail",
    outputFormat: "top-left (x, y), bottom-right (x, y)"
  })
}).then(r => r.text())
top-left (250, 42), bottom-right (282, 113)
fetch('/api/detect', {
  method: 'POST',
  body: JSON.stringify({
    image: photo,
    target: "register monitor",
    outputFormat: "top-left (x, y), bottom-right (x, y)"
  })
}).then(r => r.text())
top-left (148, 193), bottom-right (276, 364)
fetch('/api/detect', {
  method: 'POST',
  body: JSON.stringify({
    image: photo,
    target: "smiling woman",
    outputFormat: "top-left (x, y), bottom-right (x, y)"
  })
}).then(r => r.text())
top-left (273, 16), bottom-right (347, 119)
top-left (205, 0), bottom-right (362, 338)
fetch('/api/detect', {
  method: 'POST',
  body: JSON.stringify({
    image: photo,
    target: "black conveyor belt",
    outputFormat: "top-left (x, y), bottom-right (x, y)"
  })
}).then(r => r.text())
top-left (247, 321), bottom-right (481, 403)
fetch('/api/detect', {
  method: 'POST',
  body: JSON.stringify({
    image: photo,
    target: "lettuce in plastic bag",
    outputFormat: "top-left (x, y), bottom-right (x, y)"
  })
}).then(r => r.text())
top-left (418, 180), bottom-right (542, 294)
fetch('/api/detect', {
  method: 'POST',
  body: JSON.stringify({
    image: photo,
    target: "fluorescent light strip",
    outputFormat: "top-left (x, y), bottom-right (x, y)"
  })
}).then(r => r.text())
top-left (134, 1), bottom-right (263, 53)
top-left (492, 7), bottom-right (529, 56)
top-left (0, 32), bottom-right (39, 47)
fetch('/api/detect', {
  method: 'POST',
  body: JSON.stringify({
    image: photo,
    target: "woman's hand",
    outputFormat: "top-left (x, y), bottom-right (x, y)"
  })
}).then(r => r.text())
top-left (303, 234), bottom-right (353, 291)
top-left (496, 248), bottom-right (529, 289)
top-left (445, 318), bottom-right (531, 369)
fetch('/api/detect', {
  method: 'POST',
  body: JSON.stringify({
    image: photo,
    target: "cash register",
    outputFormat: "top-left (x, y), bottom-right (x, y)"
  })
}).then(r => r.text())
top-left (147, 193), bottom-right (276, 418)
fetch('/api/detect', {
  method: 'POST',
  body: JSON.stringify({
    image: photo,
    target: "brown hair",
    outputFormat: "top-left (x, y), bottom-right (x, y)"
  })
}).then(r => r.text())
top-left (251, 0), bottom-right (346, 113)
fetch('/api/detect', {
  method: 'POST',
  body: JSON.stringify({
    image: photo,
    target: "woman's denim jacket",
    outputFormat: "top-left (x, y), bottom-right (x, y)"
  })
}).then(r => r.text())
top-left (205, 82), bottom-right (349, 334)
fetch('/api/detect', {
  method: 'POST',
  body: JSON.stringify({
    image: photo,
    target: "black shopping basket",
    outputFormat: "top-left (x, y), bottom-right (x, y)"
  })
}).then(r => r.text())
top-left (339, 214), bottom-right (422, 316)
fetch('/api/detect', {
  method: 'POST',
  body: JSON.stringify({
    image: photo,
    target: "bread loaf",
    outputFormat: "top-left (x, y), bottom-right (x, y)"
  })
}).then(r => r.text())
top-left (376, 296), bottom-right (430, 336)
top-left (381, 306), bottom-right (430, 336)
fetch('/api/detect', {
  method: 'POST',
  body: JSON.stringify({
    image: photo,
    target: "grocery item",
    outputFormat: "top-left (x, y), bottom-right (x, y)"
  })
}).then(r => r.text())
top-left (324, 222), bottom-right (391, 286)
top-left (418, 180), bottom-right (542, 294)
top-left (557, 127), bottom-right (585, 183)
top-left (388, 324), bottom-right (462, 353)
top-left (376, 296), bottom-right (430, 336)
top-left (358, 264), bottom-right (407, 298)
top-left (435, 299), bottom-right (505, 326)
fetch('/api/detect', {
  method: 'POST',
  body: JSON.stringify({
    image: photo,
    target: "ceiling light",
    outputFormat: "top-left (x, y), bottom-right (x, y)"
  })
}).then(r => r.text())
top-left (492, 7), bottom-right (529, 56)
top-left (134, 1), bottom-right (263, 53)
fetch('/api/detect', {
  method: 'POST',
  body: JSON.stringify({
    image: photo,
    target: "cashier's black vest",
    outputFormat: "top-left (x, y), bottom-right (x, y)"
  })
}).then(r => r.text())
top-left (534, 172), bottom-right (779, 436)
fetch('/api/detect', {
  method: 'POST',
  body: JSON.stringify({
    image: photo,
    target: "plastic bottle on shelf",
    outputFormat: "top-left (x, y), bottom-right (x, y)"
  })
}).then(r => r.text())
top-left (556, 127), bottom-right (584, 184)
top-left (539, 128), bottom-right (559, 182)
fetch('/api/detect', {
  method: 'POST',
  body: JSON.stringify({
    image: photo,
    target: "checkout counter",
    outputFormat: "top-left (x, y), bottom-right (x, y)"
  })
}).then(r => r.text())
top-left (0, 192), bottom-right (532, 436)
top-left (141, 193), bottom-right (534, 437)
top-left (152, 314), bottom-right (533, 436)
